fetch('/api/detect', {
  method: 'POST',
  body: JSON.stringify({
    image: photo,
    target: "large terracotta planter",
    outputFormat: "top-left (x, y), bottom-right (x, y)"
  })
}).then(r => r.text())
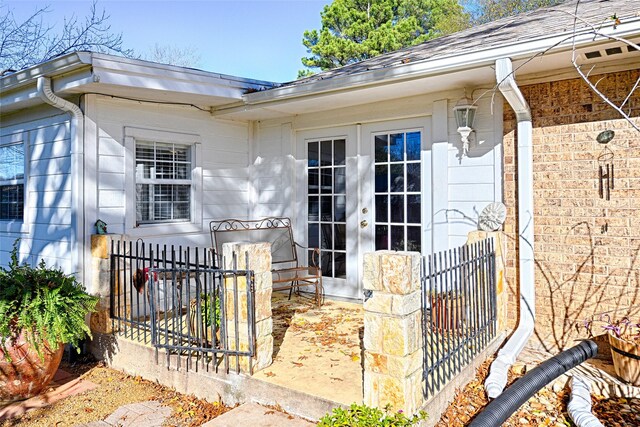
top-left (608, 332), bottom-right (640, 386)
top-left (430, 293), bottom-right (463, 333)
top-left (0, 331), bottom-right (64, 404)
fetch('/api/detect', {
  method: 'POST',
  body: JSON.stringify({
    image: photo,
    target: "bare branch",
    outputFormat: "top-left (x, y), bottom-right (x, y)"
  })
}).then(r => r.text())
top-left (0, 1), bottom-right (133, 72)
top-left (476, 1), bottom-right (640, 133)
top-left (566, 0), bottom-right (640, 132)
top-left (621, 76), bottom-right (640, 111)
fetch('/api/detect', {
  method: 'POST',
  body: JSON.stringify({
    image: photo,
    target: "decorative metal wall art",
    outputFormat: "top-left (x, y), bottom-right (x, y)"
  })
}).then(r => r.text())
top-left (478, 202), bottom-right (507, 232)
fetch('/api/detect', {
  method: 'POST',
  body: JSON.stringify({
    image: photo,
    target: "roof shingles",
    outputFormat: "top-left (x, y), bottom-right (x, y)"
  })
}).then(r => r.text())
top-left (286, 0), bottom-right (639, 88)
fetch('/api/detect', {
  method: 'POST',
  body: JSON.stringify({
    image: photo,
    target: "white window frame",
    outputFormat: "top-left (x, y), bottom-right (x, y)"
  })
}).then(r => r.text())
top-left (0, 132), bottom-right (29, 234)
top-left (135, 141), bottom-right (192, 224)
top-left (124, 127), bottom-right (202, 237)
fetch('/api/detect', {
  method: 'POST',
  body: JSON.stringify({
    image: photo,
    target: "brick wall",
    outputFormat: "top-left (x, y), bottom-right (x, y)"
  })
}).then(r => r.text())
top-left (503, 69), bottom-right (640, 351)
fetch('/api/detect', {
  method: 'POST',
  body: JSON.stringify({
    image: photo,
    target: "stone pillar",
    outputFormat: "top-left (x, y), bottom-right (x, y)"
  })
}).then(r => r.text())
top-left (363, 250), bottom-right (424, 415)
top-left (222, 242), bottom-right (273, 374)
top-left (466, 231), bottom-right (507, 331)
top-left (89, 234), bottom-right (126, 334)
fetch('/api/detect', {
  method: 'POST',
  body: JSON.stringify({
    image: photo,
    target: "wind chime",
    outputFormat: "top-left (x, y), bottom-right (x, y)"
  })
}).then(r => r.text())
top-left (598, 145), bottom-right (614, 201)
top-left (596, 130), bottom-right (615, 234)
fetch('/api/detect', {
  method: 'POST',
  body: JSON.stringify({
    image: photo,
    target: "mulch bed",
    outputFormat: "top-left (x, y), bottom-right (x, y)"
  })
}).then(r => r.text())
top-left (437, 359), bottom-right (640, 426)
top-left (1, 355), bottom-right (232, 427)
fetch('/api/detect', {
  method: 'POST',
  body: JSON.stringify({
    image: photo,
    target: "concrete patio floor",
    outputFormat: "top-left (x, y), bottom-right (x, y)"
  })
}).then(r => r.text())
top-left (253, 292), bottom-right (364, 406)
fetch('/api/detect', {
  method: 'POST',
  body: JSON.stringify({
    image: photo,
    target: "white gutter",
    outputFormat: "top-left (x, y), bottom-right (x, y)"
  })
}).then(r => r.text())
top-left (485, 57), bottom-right (534, 399)
top-left (37, 77), bottom-right (85, 284)
top-left (2, 52), bottom-right (93, 93)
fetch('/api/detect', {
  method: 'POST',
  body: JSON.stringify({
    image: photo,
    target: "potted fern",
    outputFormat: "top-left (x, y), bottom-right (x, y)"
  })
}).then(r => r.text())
top-left (0, 240), bottom-right (98, 403)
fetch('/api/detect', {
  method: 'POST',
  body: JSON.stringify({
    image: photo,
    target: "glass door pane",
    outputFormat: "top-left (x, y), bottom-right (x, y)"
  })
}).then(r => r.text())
top-left (308, 139), bottom-right (347, 278)
top-left (373, 131), bottom-right (421, 252)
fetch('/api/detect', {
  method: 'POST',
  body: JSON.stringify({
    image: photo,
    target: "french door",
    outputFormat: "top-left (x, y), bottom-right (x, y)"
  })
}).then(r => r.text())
top-left (298, 123), bottom-right (424, 300)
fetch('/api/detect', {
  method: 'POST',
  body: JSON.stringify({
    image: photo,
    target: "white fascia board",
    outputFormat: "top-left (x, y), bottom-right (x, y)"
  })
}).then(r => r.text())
top-left (89, 53), bottom-right (275, 92)
top-left (243, 19), bottom-right (640, 106)
top-left (92, 66), bottom-right (246, 100)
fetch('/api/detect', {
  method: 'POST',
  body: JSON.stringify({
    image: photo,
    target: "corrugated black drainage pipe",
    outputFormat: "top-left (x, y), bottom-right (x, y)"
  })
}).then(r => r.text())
top-left (469, 340), bottom-right (598, 427)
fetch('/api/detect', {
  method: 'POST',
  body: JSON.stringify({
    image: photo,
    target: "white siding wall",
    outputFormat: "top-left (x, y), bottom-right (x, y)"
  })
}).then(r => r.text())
top-left (251, 122), bottom-right (294, 219)
top-left (93, 97), bottom-right (251, 248)
top-left (0, 107), bottom-right (74, 272)
top-left (0, 88), bottom-right (503, 294)
top-left (447, 95), bottom-right (504, 247)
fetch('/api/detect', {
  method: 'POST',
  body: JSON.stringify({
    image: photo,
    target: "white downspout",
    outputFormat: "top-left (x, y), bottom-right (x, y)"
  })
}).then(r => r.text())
top-left (568, 376), bottom-right (605, 427)
top-left (484, 58), bottom-right (535, 399)
top-left (37, 77), bottom-right (85, 284)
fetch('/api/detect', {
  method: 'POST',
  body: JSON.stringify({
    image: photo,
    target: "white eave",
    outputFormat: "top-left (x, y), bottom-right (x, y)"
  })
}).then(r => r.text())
top-left (211, 17), bottom-right (640, 119)
top-left (1, 52), bottom-right (276, 115)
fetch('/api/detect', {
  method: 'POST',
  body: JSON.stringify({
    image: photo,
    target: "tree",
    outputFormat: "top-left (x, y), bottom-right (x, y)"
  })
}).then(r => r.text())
top-left (469, 0), bottom-right (564, 24)
top-left (144, 43), bottom-right (201, 68)
top-left (0, 1), bottom-right (132, 74)
top-left (300, 0), bottom-right (469, 74)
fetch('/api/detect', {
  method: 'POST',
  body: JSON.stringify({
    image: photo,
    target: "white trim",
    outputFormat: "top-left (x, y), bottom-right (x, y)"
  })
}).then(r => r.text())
top-left (0, 133), bottom-right (29, 234)
top-left (492, 95), bottom-right (504, 203)
top-left (82, 94), bottom-right (99, 293)
top-left (431, 99), bottom-right (449, 253)
top-left (123, 127), bottom-right (203, 237)
top-left (125, 127), bottom-right (201, 145)
top-left (248, 121), bottom-right (258, 218)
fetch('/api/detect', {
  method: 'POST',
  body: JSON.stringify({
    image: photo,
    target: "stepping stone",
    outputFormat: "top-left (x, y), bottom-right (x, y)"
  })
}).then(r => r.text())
top-left (103, 401), bottom-right (171, 427)
top-left (201, 403), bottom-right (315, 427)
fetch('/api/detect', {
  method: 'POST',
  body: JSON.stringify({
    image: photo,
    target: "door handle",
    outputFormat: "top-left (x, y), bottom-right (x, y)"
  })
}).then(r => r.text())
top-left (360, 220), bottom-right (368, 229)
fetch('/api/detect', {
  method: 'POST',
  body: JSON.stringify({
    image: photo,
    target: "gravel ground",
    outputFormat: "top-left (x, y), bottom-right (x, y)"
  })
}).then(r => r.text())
top-left (0, 358), bottom-right (231, 427)
top-left (437, 359), bottom-right (640, 426)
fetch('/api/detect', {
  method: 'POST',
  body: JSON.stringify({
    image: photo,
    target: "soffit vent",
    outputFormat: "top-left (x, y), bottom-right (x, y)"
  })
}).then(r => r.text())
top-left (582, 41), bottom-right (639, 62)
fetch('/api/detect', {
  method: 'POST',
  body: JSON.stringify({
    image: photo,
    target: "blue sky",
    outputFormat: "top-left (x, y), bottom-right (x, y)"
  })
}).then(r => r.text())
top-left (3, 0), bottom-right (332, 82)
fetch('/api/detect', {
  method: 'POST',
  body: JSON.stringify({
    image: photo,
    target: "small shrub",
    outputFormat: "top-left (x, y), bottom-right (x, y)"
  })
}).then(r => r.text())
top-left (200, 292), bottom-right (221, 329)
top-left (317, 403), bottom-right (427, 427)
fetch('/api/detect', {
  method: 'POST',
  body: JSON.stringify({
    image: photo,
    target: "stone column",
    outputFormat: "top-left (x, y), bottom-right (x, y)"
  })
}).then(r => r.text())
top-left (363, 250), bottom-right (424, 415)
top-left (222, 242), bottom-right (273, 374)
top-left (466, 231), bottom-right (507, 331)
top-left (89, 234), bottom-right (126, 334)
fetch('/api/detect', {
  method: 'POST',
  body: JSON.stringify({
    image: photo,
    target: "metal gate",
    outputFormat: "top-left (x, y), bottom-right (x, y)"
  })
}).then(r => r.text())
top-left (110, 240), bottom-right (256, 374)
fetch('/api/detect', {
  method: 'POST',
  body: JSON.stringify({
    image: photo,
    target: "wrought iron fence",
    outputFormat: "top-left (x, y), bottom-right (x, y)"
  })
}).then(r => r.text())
top-left (109, 240), bottom-right (256, 374)
top-left (421, 238), bottom-right (497, 397)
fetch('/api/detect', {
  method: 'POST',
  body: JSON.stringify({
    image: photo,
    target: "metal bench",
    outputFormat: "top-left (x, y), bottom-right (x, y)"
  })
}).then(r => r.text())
top-left (210, 217), bottom-right (323, 306)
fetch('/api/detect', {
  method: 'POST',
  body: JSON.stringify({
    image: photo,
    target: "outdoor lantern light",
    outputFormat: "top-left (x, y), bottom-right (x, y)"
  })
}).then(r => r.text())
top-left (453, 94), bottom-right (477, 157)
